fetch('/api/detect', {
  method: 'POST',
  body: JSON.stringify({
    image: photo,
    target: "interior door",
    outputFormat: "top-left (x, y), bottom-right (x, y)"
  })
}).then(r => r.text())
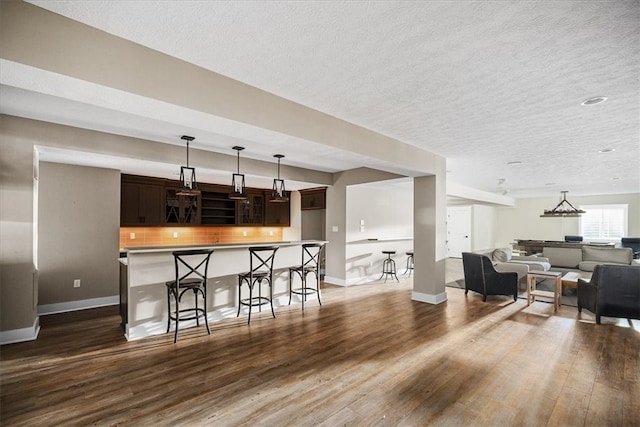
top-left (447, 207), bottom-right (471, 258)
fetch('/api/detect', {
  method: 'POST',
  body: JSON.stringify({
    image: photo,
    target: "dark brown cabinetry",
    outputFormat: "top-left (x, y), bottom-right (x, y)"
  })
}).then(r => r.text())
top-left (165, 186), bottom-right (200, 224)
top-left (200, 185), bottom-right (236, 225)
top-left (237, 190), bottom-right (265, 225)
top-left (264, 191), bottom-right (291, 225)
top-left (300, 187), bottom-right (326, 210)
top-left (120, 176), bottom-right (164, 226)
top-left (120, 174), bottom-right (290, 227)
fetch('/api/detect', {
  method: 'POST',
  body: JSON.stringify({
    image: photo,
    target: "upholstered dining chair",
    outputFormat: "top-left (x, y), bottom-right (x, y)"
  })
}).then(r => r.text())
top-left (461, 252), bottom-right (518, 302)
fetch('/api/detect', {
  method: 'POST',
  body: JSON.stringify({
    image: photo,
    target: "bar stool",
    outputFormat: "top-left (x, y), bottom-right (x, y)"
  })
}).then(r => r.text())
top-left (405, 251), bottom-right (414, 277)
top-left (289, 243), bottom-right (325, 311)
top-left (379, 250), bottom-right (399, 283)
top-left (237, 246), bottom-right (279, 324)
top-left (165, 249), bottom-right (214, 343)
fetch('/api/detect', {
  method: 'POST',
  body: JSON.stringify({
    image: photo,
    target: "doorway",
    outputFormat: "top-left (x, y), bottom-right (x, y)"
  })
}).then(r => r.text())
top-left (446, 206), bottom-right (471, 258)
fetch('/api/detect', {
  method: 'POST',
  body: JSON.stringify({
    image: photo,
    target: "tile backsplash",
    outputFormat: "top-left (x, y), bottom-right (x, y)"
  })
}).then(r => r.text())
top-left (120, 226), bottom-right (284, 250)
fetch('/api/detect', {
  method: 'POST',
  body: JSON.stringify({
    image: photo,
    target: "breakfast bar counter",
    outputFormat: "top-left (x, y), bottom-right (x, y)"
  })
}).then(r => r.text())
top-left (120, 240), bottom-right (327, 341)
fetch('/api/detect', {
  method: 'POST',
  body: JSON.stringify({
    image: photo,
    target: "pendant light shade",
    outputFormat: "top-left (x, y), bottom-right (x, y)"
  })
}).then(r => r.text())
top-left (177, 135), bottom-right (200, 196)
top-left (270, 154), bottom-right (289, 203)
top-left (229, 146), bottom-right (247, 200)
top-left (540, 191), bottom-right (586, 217)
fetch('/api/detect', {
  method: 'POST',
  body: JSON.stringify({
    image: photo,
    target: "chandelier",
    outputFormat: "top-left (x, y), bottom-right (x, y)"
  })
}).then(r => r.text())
top-left (229, 146), bottom-right (247, 200)
top-left (176, 135), bottom-right (200, 196)
top-left (540, 191), bottom-right (586, 217)
top-left (270, 154), bottom-right (289, 203)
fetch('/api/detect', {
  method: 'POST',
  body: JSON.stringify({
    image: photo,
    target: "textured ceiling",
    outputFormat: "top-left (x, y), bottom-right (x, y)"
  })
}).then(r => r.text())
top-left (4, 0), bottom-right (640, 197)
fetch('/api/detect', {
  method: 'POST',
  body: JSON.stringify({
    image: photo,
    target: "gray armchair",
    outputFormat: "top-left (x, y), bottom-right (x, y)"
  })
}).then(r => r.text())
top-left (577, 264), bottom-right (640, 324)
top-left (462, 252), bottom-right (518, 302)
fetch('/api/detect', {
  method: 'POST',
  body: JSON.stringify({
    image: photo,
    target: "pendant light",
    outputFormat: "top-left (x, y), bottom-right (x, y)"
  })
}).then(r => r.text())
top-left (229, 146), bottom-right (247, 200)
top-left (270, 154), bottom-right (289, 203)
top-left (177, 135), bottom-right (200, 196)
top-left (540, 191), bottom-right (586, 217)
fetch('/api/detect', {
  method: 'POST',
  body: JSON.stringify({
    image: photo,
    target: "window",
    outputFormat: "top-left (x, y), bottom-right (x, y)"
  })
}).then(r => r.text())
top-left (579, 204), bottom-right (628, 241)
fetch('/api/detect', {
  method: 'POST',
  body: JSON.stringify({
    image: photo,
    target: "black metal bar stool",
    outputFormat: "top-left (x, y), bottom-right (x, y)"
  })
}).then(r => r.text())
top-left (165, 248), bottom-right (214, 343)
top-left (379, 250), bottom-right (399, 283)
top-left (289, 243), bottom-right (325, 311)
top-left (237, 246), bottom-right (279, 324)
top-left (405, 251), bottom-right (414, 277)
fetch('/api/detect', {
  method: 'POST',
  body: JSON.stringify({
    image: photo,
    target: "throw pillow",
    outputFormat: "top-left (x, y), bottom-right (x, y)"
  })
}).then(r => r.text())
top-left (493, 248), bottom-right (512, 262)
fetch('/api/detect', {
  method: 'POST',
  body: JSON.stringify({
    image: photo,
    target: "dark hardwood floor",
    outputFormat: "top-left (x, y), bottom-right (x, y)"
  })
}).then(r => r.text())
top-left (1, 277), bottom-right (638, 426)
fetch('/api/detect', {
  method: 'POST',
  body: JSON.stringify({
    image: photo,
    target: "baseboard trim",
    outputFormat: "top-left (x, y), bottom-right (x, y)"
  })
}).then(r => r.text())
top-left (0, 317), bottom-right (40, 345)
top-left (412, 290), bottom-right (448, 305)
top-left (38, 295), bottom-right (119, 316)
top-left (323, 276), bottom-right (347, 286)
top-left (324, 274), bottom-right (391, 287)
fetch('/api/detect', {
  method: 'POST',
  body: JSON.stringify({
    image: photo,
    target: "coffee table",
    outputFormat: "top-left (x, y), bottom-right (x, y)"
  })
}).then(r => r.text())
top-left (526, 270), bottom-right (562, 312)
top-left (561, 271), bottom-right (581, 295)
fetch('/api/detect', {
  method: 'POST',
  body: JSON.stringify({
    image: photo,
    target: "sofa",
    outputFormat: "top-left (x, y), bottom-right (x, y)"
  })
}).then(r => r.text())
top-left (474, 248), bottom-right (551, 283)
top-left (542, 246), bottom-right (634, 273)
top-left (577, 264), bottom-right (640, 324)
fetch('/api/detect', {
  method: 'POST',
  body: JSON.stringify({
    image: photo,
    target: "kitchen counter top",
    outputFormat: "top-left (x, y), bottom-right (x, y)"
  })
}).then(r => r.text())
top-left (123, 240), bottom-right (326, 254)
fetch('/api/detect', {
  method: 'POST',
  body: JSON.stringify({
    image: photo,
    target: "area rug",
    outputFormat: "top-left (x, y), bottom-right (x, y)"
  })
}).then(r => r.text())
top-left (445, 279), bottom-right (465, 289)
top-left (446, 278), bottom-right (577, 307)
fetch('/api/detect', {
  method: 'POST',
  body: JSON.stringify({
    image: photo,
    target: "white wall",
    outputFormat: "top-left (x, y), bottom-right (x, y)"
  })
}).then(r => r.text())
top-left (472, 204), bottom-right (497, 250)
top-left (344, 185), bottom-right (413, 283)
top-left (495, 193), bottom-right (640, 247)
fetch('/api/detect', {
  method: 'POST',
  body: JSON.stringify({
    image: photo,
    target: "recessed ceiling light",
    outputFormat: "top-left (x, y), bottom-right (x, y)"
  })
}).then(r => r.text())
top-left (507, 161), bottom-right (522, 166)
top-left (581, 96), bottom-right (607, 106)
top-left (599, 148), bottom-right (615, 153)
top-left (611, 177), bottom-right (620, 180)
top-left (545, 182), bottom-right (556, 186)
top-left (446, 170), bottom-right (452, 173)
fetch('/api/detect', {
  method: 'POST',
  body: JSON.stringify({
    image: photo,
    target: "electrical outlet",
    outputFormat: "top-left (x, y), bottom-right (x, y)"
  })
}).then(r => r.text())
top-left (73, 279), bottom-right (81, 288)
top-left (243, 231), bottom-right (248, 237)
top-left (173, 232), bottom-right (178, 238)
top-left (129, 232), bottom-right (135, 239)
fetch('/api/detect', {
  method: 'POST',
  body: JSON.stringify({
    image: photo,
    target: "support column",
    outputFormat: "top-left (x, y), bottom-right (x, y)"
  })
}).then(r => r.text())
top-left (412, 161), bottom-right (447, 304)
top-left (0, 117), bottom-right (39, 343)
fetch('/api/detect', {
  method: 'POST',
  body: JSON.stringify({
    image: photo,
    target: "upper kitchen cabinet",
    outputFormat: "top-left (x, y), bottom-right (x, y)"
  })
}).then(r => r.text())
top-left (121, 174), bottom-right (291, 227)
top-left (236, 189), bottom-right (265, 225)
top-left (164, 185), bottom-right (200, 225)
top-left (120, 175), bottom-right (164, 226)
top-left (300, 187), bottom-right (326, 210)
top-left (264, 191), bottom-right (291, 226)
